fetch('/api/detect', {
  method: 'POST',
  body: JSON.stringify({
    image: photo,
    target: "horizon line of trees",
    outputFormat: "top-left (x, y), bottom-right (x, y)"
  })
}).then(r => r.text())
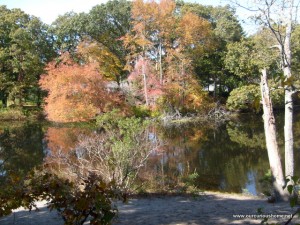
top-left (0, 0), bottom-right (245, 119)
top-left (0, 0), bottom-right (299, 122)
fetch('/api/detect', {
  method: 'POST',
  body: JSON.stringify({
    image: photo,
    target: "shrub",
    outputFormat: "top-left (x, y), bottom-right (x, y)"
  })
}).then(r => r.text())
top-left (90, 111), bottom-right (154, 189)
top-left (0, 170), bottom-right (123, 225)
top-left (226, 84), bottom-right (284, 112)
top-left (226, 85), bottom-right (260, 112)
top-left (39, 53), bottom-right (129, 123)
top-left (132, 105), bottom-right (151, 118)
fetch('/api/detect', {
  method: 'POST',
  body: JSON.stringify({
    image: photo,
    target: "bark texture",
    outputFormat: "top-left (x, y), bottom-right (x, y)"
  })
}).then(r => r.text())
top-left (260, 68), bottom-right (288, 201)
top-left (283, 4), bottom-right (294, 178)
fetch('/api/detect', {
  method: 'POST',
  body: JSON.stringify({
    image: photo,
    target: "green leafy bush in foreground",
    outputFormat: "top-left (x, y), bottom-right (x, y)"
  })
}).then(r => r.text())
top-left (0, 171), bottom-right (123, 225)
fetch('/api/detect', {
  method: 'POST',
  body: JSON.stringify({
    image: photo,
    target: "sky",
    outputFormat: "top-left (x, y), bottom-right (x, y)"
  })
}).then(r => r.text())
top-left (0, 0), bottom-right (228, 24)
top-left (0, 0), bottom-right (255, 34)
top-left (0, 0), bottom-right (106, 24)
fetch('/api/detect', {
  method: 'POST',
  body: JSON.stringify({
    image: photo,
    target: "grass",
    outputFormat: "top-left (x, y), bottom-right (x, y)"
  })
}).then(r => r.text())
top-left (0, 106), bottom-right (44, 121)
top-left (0, 108), bottom-right (27, 121)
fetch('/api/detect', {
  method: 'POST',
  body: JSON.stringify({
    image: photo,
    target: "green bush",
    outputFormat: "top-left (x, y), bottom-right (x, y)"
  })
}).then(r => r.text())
top-left (132, 105), bottom-right (151, 118)
top-left (226, 84), bottom-right (284, 112)
top-left (93, 111), bottom-right (152, 189)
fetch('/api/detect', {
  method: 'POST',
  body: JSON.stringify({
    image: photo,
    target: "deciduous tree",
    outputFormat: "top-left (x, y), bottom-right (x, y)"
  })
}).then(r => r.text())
top-left (231, 0), bottom-right (299, 183)
top-left (0, 6), bottom-right (55, 107)
top-left (39, 53), bottom-right (128, 122)
top-left (225, 31), bottom-right (289, 200)
top-left (182, 4), bottom-right (244, 97)
top-left (124, 0), bottom-right (211, 113)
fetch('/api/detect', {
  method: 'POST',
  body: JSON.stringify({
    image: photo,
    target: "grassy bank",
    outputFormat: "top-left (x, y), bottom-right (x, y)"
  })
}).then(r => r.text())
top-left (0, 107), bottom-right (44, 121)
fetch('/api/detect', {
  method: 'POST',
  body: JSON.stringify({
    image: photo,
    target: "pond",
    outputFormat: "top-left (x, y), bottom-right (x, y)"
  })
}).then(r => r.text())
top-left (0, 112), bottom-right (299, 196)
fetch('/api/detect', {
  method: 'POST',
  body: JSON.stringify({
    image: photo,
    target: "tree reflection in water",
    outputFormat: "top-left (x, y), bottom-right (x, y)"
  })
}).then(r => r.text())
top-left (0, 122), bottom-right (45, 186)
top-left (0, 112), bottom-right (299, 197)
top-left (44, 118), bottom-right (158, 191)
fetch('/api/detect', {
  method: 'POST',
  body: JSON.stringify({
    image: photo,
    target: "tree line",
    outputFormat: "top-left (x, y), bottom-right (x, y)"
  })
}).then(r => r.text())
top-left (1, 0), bottom-right (299, 121)
top-left (0, 0), bottom-right (246, 121)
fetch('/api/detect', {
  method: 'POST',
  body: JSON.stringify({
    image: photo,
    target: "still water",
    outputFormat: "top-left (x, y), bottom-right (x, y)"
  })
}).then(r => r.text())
top-left (0, 112), bottom-right (299, 195)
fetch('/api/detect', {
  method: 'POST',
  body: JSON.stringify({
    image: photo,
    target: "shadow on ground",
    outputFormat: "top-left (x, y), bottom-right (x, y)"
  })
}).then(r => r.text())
top-left (0, 203), bottom-right (63, 225)
top-left (113, 192), bottom-right (299, 225)
top-left (0, 193), bottom-right (298, 225)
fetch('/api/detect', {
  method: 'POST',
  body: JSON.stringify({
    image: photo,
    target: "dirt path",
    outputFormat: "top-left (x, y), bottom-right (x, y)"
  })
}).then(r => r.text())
top-left (0, 192), bottom-right (298, 225)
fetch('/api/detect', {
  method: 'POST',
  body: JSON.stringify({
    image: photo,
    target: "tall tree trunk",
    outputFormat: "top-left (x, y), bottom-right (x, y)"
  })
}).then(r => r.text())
top-left (159, 41), bottom-right (163, 85)
top-left (260, 68), bottom-right (288, 201)
top-left (141, 57), bottom-right (149, 106)
top-left (283, 4), bottom-right (294, 178)
top-left (285, 88), bottom-right (294, 178)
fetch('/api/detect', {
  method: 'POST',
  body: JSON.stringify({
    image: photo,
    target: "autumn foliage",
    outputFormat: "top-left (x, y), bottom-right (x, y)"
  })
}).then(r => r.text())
top-left (128, 58), bottom-right (163, 107)
top-left (39, 53), bottom-right (128, 122)
top-left (37, 0), bottom-right (218, 120)
top-left (123, 0), bottom-right (211, 113)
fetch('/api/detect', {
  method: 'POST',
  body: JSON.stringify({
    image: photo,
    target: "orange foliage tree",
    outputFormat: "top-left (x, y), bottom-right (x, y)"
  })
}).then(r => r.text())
top-left (39, 53), bottom-right (128, 122)
top-left (123, 0), bottom-right (212, 113)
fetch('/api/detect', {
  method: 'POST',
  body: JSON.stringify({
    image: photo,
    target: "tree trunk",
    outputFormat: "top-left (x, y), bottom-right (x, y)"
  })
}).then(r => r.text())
top-left (283, 5), bottom-right (294, 178)
top-left (36, 88), bottom-right (42, 107)
top-left (159, 41), bottom-right (163, 85)
top-left (285, 88), bottom-right (294, 178)
top-left (141, 57), bottom-right (149, 106)
top-left (260, 68), bottom-right (289, 201)
top-left (1, 91), bottom-right (8, 108)
top-left (213, 74), bottom-right (216, 98)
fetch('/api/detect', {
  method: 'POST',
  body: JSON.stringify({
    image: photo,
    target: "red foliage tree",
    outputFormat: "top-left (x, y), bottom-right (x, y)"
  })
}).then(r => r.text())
top-left (128, 58), bottom-right (163, 107)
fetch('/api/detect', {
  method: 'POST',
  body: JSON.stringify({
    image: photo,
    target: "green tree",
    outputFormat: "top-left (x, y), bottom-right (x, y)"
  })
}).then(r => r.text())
top-left (182, 4), bottom-right (244, 97)
top-left (224, 29), bottom-right (289, 200)
top-left (50, 0), bottom-right (132, 84)
top-left (50, 12), bottom-right (87, 54)
top-left (0, 6), bottom-right (55, 107)
top-left (87, 0), bottom-right (131, 69)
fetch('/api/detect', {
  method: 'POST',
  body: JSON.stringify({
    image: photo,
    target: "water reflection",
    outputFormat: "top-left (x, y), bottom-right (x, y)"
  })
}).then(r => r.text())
top-left (137, 112), bottom-right (299, 194)
top-left (0, 112), bottom-right (299, 195)
top-left (137, 122), bottom-right (271, 194)
top-left (0, 122), bottom-right (45, 186)
top-left (45, 127), bottom-right (93, 155)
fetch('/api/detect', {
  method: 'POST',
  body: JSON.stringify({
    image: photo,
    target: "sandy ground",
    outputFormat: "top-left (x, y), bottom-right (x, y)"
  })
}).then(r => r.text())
top-left (0, 192), bottom-right (299, 225)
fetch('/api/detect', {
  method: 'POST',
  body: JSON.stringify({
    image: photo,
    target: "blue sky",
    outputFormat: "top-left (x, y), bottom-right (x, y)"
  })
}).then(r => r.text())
top-left (0, 0), bottom-right (255, 34)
